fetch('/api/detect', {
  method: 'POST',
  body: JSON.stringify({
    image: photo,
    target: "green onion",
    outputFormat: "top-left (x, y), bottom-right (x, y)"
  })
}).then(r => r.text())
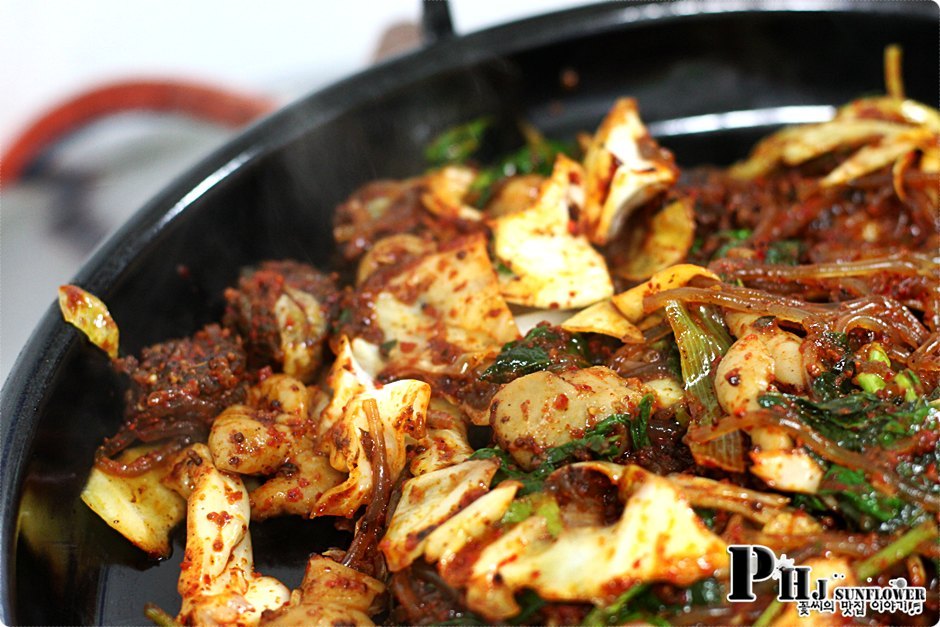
top-left (752, 599), bottom-right (783, 627)
top-left (144, 604), bottom-right (181, 627)
top-left (501, 500), bottom-right (533, 525)
top-left (854, 520), bottom-right (938, 581)
top-left (664, 301), bottom-right (744, 472)
top-left (857, 373), bottom-right (886, 394)
top-left (895, 371), bottom-right (919, 402)
top-left (867, 343), bottom-right (891, 365)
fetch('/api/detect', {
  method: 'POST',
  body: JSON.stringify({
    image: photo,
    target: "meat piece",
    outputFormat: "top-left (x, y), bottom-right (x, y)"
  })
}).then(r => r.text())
top-left (333, 178), bottom-right (486, 263)
top-left (333, 180), bottom-right (428, 262)
top-left (223, 260), bottom-right (339, 381)
top-left (116, 324), bottom-right (248, 436)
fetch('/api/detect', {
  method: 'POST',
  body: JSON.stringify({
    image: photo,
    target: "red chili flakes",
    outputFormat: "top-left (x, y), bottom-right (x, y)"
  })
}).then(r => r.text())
top-left (553, 393), bottom-right (570, 410)
top-left (206, 511), bottom-right (233, 527)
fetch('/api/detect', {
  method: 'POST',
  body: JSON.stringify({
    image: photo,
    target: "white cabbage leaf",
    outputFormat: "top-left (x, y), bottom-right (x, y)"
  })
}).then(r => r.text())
top-left (80, 445), bottom-right (186, 558)
top-left (380, 458), bottom-right (499, 571)
top-left (581, 98), bottom-right (678, 245)
top-left (464, 465), bottom-right (728, 621)
top-left (369, 234), bottom-right (519, 375)
top-left (315, 335), bottom-right (430, 518)
top-left (491, 155), bottom-right (614, 309)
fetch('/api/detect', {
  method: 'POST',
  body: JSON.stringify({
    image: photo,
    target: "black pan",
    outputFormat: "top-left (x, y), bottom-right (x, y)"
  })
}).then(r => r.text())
top-left (1, 1), bottom-right (937, 623)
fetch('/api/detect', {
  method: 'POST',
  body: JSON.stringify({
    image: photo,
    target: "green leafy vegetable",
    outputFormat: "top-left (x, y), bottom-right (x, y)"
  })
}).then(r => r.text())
top-left (694, 507), bottom-right (717, 530)
top-left (425, 116), bottom-right (494, 166)
top-left (895, 370), bottom-right (920, 402)
top-left (481, 345), bottom-right (552, 383)
top-left (757, 392), bottom-right (935, 452)
top-left (794, 464), bottom-right (924, 532)
top-left (810, 331), bottom-right (855, 401)
top-left (582, 583), bottom-right (667, 626)
top-left (764, 239), bottom-right (804, 265)
top-left (500, 493), bottom-right (563, 536)
top-left (629, 394), bottom-right (652, 449)
top-left (686, 577), bottom-right (724, 607)
top-left (857, 372), bottom-right (886, 393)
top-left (494, 260), bottom-right (515, 276)
top-left (470, 137), bottom-right (573, 207)
top-left (510, 590), bottom-right (547, 625)
top-left (711, 229), bottom-right (752, 260)
top-left (480, 325), bottom-right (589, 384)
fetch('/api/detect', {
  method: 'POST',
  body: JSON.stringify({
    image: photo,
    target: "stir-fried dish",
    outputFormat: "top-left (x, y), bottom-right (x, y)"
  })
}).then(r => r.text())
top-left (61, 50), bottom-right (938, 626)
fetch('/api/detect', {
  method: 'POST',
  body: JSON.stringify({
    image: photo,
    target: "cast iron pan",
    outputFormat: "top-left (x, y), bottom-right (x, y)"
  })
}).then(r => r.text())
top-left (1, 1), bottom-right (937, 623)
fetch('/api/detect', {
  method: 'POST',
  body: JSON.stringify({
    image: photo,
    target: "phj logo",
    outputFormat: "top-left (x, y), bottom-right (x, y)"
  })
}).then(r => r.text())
top-left (727, 545), bottom-right (926, 618)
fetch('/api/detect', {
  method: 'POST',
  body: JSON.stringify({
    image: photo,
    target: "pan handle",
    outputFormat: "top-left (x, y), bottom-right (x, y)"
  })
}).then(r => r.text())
top-left (421, 0), bottom-right (455, 43)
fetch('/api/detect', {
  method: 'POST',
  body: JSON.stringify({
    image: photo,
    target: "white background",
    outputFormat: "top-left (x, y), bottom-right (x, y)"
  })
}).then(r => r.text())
top-left (0, 0), bottom-right (590, 381)
top-left (1, 0), bottom-right (590, 150)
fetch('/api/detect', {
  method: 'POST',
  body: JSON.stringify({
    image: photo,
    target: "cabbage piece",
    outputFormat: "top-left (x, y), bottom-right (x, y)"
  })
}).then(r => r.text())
top-left (80, 446), bottom-right (185, 558)
top-left (380, 458), bottom-right (499, 571)
top-left (424, 481), bottom-right (520, 567)
top-left (730, 119), bottom-right (912, 179)
top-left (369, 234), bottom-right (519, 375)
top-left (464, 466), bottom-right (728, 621)
top-left (490, 366), bottom-right (648, 470)
top-left (465, 516), bottom-right (551, 619)
top-left (356, 233), bottom-right (436, 285)
top-left (421, 165), bottom-right (483, 222)
top-left (491, 155), bottom-right (614, 309)
top-left (667, 473), bottom-right (800, 526)
top-left (260, 555), bottom-right (384, 626)
top-left (274, 286), bottom-right (328, 382)
top-left (731, 93), bottom-right (940, 181)
top-left (561, 299), bottom-right (644, 343)
top-left (822, 127), bottom-right (936, 187)
top-left (58, 284), bottom-right (119, 358)
top-left (170, 444), bottom-right (290, 626)
top-left (613, 197), bottom-right (696, 282)
top-left (611, 263), bottom-right (719, 322)
top-left (483, 174), bottom-right (544, 218)
top-left (315, 336), bottom-right (430, 517)
top-left (837, 95), bottom-right (940, 131)
top-left (581, 98), bottom-right (678, 245)
top-left (410, 399), bottom-right (475, 476)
